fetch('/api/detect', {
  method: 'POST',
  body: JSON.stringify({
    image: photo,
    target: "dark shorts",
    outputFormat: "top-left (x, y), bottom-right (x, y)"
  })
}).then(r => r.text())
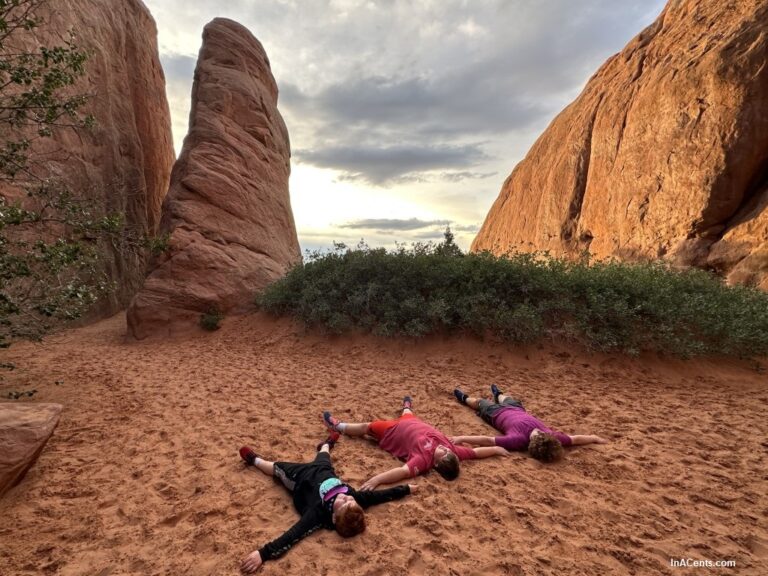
top-left (477, 397), bottom-right (524, 425)
top-left (273, 452), bottom-right (333, 492)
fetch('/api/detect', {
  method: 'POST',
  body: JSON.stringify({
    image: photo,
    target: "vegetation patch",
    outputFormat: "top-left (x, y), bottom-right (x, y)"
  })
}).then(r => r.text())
top-left (200, 308), bottom-right (224, 331)
top-left (257, 230), bottom-right (768, 358)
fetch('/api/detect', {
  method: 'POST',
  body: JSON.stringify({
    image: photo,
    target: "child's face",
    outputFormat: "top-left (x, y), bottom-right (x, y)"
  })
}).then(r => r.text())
top-left (433, 444), bottom-right (451, 466)
top-left (332, 493), bottom-right (356, 516)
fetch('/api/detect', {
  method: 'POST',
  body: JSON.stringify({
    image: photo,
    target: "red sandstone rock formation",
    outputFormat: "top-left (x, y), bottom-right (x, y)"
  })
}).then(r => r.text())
top-left (473, 0), bottom-right (768, 289)
top-left (0, 0), bottom-right (175, 311)
top-left (0, 403), bottom-right (62, 498)
top-left (127, 19), bottom-right (301, 339)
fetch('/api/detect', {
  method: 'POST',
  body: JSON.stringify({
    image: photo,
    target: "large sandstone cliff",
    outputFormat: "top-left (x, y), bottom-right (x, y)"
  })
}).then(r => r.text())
top-left (472, 0), bottom-right (768, 289)
top-left (0, 0), bottom-right (175, 311)
top-left (127, 19), bottom-right (301, 339)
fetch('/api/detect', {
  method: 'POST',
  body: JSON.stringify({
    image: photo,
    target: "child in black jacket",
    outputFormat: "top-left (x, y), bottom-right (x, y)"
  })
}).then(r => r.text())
top-left (239, 432), bottom-right (417, 574)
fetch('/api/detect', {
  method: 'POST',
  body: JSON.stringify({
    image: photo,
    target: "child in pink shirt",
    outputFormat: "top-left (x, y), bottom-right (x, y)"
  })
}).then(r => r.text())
top-left (452, 385), bottom-right (607, 462)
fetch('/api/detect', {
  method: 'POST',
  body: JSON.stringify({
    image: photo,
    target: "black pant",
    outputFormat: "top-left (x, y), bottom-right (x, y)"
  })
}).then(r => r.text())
top-left (273, 451), bottom-right (333, 493)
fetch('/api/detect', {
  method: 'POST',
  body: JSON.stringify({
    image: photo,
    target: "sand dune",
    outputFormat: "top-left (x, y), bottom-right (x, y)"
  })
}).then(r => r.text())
top-left (0, 313), bottom-right (766, 575)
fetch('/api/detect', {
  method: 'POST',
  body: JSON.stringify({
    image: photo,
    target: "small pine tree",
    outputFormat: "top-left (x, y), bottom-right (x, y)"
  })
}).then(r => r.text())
top-left (435, 226), bottom-right (463, 257)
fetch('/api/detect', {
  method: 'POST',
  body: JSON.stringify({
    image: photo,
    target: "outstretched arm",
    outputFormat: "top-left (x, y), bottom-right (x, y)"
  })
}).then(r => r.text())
top-left (360, 464), bottom-right (411, 491)
top-left (452, 435), bottom-right (496, 447)
top-left (241, 510), bottom-right (324, 573)
top-left (471, 446), bottom-right (510, 459)
top-left (569, 435), bottom-right (608, 446)
top-left (352, 483), bottom-right (416, 508)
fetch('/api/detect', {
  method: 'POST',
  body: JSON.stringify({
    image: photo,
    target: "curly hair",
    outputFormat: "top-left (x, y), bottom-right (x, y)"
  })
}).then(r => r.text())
top-left (528, 432), bottom-right (565, 463)
top-left (334, 502), bottom-right (366, 537)
top-left (434, 451), bottom-right (460, 480)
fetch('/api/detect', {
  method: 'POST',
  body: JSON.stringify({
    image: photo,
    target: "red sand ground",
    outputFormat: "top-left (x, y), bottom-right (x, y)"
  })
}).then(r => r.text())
top-left (1, 312), bottom-right (766, 575)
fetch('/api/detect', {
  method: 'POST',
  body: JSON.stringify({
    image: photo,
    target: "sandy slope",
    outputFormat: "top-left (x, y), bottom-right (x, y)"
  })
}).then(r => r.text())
top-left (0, 313), bottom-right (766, 575)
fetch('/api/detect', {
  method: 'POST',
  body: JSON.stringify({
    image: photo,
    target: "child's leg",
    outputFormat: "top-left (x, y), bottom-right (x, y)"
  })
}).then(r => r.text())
top-left (464, 396), bottom-right (481, 410)
top-left (272, 461), bottom-right (308, 492)
top-left (323, 411), bottom-right (370, 436)
top-left (453, 388), bottom-right (480, 410)
top-left (254, 458), bottom-right (275, 476)
top-left (316, 431), bottom-right (340, 452)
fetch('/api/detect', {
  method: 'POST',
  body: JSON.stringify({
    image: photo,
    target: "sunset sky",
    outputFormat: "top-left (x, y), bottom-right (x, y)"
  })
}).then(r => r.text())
top-left (142, 0), bottom-right (665, 253)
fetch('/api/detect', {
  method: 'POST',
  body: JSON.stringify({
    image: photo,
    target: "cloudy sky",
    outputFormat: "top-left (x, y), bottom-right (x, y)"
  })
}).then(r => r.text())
top-left (142, 0), bottom-right (666, 252)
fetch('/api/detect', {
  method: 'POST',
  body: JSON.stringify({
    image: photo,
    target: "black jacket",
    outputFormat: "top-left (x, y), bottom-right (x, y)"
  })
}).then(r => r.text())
top-left (258, 452), bottom-right (410, 561)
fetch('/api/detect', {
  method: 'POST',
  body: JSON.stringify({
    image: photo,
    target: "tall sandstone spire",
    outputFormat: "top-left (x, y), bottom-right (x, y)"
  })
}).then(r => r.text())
top-left (473, 0), bottom-right (768, 289)
top-left (127, 18), bottom-right (301, 339)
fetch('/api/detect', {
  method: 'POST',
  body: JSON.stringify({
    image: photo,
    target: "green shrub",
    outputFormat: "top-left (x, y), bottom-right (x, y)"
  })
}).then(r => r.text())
top-left (144, 233), bottom-right (171, 256)
top-left (256, 232), bottom-right (768, 357)
top-left (200, 308), bottom-right (223, 331)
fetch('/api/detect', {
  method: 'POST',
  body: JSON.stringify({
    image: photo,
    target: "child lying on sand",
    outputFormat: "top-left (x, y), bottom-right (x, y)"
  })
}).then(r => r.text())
top-left (323, 395), bottom-right (509, 490)
top-left (452, 384), bottom-right (608, 462)
top-left (238, 432), bottom-right (416, 574)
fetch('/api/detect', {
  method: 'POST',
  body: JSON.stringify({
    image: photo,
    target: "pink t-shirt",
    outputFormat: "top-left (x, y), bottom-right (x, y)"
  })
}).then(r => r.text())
top-left (378, 417), bottom-right (476, 476)
top-left (492, 407), bottom-right (572, 451)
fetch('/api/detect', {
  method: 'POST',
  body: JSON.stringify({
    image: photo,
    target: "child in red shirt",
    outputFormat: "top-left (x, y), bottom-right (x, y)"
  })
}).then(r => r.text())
top-left (324, 396), bottom-right (508, 490)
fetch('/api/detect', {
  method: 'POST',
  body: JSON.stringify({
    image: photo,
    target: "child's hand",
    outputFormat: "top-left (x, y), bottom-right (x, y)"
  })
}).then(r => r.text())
top-left (361, 478), bottom-right (379, 491)
top-left (241, 550), bottom-right (263, 573)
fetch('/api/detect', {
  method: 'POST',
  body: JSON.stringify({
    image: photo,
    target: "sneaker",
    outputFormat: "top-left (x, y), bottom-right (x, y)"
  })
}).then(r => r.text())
top-left (402, 395), bottom-right (413, 410)
top-left (323, 411), bottom-right (340, 432)
top-left (317, 431), bottom-right (341, 451)
top-left (453, 388), bottom-right (468, 404)
top-left (491, 384), bottom-right (502, 403)
top-left (239, 446), bottom-right (259, 466)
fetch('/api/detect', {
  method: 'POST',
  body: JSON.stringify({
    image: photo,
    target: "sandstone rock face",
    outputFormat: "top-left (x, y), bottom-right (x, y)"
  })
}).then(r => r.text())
top-left (127, 19), bottom-right (301, 339)
top-left (473, 0), bottom-right (768, 289)
top-left (0, 0), bottom-right (175, 312)
top-left (0, 403), bottom-right (62, 498)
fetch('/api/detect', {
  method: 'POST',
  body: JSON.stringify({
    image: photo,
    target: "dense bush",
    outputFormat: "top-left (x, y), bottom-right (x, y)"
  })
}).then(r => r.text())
top-left (200, 308), bottom-right (224, 331)
top-left (257, 231), bottom-right (768, 357)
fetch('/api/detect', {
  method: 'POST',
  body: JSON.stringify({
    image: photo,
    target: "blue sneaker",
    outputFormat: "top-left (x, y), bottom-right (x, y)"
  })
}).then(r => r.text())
top-left (453, 388), bottom-right (468, 404)
top-left (402, 396), bottom-right (413, 410)
top-left (323, 411), bottom-right (340, 432)
top-left (491, 384), bottom-right (502, 403)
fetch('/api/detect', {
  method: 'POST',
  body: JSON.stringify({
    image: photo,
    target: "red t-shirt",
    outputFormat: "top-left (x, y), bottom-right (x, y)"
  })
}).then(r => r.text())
top-left (378, 417), bottom-right (476, 477)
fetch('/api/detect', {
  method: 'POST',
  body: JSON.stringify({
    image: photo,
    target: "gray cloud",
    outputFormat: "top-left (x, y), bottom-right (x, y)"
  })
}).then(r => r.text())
top-left (282, 73), bottom-right (549, 141)
top-left (159, 53), bottom-right (197, 82)
top-left (439, 171), bottom-right (497, 183)
top-left (451, 223), bottom-right (481, 233)
top-left (270, 0), bottom-right (666, 183)
top-left (296, 143), bottom-right (490, 185)
top-left (338, 218), bottom-right (451, 231)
